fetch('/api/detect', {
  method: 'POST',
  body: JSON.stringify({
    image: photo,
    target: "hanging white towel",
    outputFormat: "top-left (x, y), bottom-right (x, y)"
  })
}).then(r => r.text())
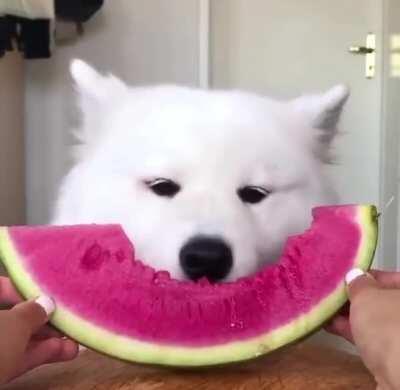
top-left (0, 0), bottom-right (55, 19)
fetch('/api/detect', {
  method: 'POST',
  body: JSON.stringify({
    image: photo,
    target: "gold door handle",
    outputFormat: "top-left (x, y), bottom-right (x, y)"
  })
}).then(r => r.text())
top-left (348, 33), bottom-right (376, 79)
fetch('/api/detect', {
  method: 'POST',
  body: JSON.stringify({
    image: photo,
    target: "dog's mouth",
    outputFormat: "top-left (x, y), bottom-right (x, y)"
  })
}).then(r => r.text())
top-left (178, 254), bottom-right (281, 284)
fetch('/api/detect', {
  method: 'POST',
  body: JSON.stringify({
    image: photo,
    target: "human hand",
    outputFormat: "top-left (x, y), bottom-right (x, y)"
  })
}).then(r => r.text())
top-left (0, 276), bottom-right (79, 384)
top-left (325, 270), bottom-right (400, 343)
top-left (326, 269), bottom-right (400, 390)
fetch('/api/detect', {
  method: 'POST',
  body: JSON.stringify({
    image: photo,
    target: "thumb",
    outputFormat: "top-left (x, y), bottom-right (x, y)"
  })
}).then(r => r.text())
top-left (345, 268), bottom-right (379, 301)
top-left (11, 295), bottom-right (55, 335)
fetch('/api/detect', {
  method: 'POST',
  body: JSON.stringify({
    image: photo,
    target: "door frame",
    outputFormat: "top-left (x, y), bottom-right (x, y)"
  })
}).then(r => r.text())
top-left (197, 0), bottom-right (400, 269)
top-left (380, 0), bottom-right (400, 269)
top-left (198, 0), bottom-right (210, 88)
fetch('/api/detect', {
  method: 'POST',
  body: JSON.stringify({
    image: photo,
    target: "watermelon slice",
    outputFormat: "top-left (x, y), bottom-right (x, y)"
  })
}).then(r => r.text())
top-left (0, 205), bottom-right (377, 367)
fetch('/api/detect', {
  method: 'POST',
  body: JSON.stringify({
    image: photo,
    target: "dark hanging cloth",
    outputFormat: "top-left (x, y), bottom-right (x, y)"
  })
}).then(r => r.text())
top-left (0, 16), bottom-right (51, 59)
top-left (18, 19), bottom-right (51, 59)
top-left (55, 0), bottom-right (104, 23)
top-left (0, 1), bottom-right (104, 59)
top-left (0, 17), bottom-right (15, 57)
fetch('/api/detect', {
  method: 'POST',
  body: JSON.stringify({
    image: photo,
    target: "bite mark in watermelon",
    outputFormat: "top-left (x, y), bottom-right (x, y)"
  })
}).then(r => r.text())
top-left (0, 205), bottom-right (378, 366)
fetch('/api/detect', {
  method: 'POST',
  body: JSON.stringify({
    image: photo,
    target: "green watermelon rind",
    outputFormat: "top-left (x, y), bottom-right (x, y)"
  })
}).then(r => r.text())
top-left (0, 205), bottom-right (378, 367)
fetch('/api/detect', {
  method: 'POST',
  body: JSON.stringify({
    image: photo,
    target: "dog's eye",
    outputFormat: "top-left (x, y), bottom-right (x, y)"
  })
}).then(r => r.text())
top-left (147, 179), bottom-right (180, 198)
top-left (238, 186), bottom-right (270, 204)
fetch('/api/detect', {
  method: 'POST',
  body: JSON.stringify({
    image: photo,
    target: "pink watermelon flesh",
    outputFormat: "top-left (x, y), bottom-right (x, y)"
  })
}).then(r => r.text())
top-left (0, 205), bottom-right (378, 366)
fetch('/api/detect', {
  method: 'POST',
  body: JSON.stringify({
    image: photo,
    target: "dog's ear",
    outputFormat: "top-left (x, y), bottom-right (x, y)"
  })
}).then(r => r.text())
top-left (70, 59), bottom-right (127, 102)
top-left (291, 85), bottom-right (350, 161)
top-left (69, 60), bottom-right (128, 155)
top-left (292, 84), bottom-right (350, 139)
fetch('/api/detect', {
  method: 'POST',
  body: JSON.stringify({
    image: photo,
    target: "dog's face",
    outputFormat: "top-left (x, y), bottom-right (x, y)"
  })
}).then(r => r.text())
top-left (53, 60), bottom-right (349, 282)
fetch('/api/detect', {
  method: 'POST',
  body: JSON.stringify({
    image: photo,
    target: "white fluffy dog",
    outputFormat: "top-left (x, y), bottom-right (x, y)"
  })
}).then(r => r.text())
top-left (52, 60), bottom-right (349, 282)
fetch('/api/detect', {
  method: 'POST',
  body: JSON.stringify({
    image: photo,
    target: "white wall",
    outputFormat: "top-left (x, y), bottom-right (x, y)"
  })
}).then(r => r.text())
top-left (25, 0), bottom-right (199, 224)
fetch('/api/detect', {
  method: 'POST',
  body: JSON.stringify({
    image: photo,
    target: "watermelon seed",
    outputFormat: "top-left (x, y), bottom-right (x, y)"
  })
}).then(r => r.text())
top-left (102, 250), bottom-right (111, 262)
top-left (115, 249), bottom-right (126, 263)
top-left (81, 243), bottom-right (104, 271)
top-left (197, 302), bottom-right (204, 320)
top-left (186, 301), bottom-right (192, 321)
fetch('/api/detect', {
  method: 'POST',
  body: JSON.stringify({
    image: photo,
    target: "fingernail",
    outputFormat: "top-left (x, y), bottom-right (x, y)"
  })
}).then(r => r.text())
top-left (345, 268), bottom-right (365, 285)
top-left (79, 344), bottom-right (88, 352)
top-left (35, 295), bottom-right (55, 316)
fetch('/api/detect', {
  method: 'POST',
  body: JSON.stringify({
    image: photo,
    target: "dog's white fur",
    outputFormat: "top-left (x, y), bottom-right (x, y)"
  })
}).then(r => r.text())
top-left (52, 59), bottom-right (349, 281)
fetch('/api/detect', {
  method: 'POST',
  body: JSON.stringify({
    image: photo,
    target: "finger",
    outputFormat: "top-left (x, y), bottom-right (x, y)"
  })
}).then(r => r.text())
top-left (325, 316), bottom-right (354, 343)
top-left (369, 269), bottom-right (400, 289)
top-left (33, 325), bottom-right (64, 340)
top-left (0, 296), bottom-right (56, 383)
top-left (0, 277), bottom-right (23, 305)
top-left (18, 338), bottom-right (63, 375)
top-left (12, 338), bottom-right (79, 380)
top-left (375, 376), bottom-right (397, 390)
top-left (24, 338), bottom-right (79, 368)
top-left (11, 295), bottom-right (55, 335)
top-left (345, 268), bottom-right (379, 301)
top-left (58, 339), bottom-right (80, 361)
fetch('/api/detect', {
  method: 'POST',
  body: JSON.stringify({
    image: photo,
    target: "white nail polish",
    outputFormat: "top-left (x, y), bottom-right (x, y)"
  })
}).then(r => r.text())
top-left (345, 268), bottom-right (365, 285)
top-left (35, 295), bottom-right (55, 316)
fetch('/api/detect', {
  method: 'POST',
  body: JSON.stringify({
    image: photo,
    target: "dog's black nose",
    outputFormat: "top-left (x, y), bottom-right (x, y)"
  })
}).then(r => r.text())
top-left (179, 237), bottom-right (233, 282)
